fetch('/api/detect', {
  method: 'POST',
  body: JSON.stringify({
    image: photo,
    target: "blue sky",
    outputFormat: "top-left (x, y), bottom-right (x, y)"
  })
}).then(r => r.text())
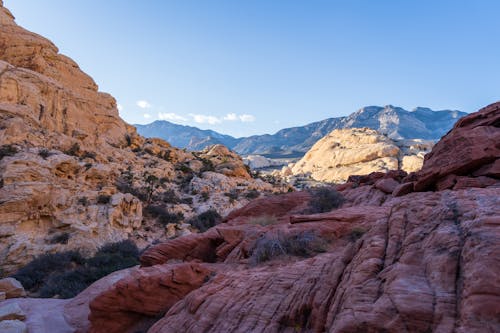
top-left (5, 0), bottom-right (500, 137)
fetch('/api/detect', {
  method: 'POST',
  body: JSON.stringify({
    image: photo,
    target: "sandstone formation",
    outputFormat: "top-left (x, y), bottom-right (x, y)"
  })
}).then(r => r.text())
top-left (0, 3), bottom-right (281, 274)
top-left (290, 128), bottom-right (433, 183)
top-left (4, 103), bottom-right (493, 332)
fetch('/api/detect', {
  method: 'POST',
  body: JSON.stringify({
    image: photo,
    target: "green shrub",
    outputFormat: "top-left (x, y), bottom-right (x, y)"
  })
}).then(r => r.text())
top-left (64, 143), bottom-right (80, 157)
top-left (0, 145), bottom-right (18, 160)
top-left (96, 194), bottom-right (111, 204)
top-left (307, 187), bottom-right (344, 213)
top-left (250, 231), bottom-right (327, 265)
top-left (188, 209), bottom-right (222, 232)
top-left (49, 232), bottom-right (70, 244)
top-left (12, 240), bottom-right (139, 299)
top-left (80, 151), bottom-right (97, 160)
top-left (348, 227), bottom-right (366, 242)
top-left (245, 190), bottom-right (260, 199)
top-left (38, 148), bottom-right (51, 159)
top-left (144, 205), bottom-right (183, 225)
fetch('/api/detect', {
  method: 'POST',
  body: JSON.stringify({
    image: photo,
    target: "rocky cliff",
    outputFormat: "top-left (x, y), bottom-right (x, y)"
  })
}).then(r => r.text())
top-left (6, 103), bottom-right (497, 332)
top-left (0, 3), bottom-right (281, 275)
top-left (289, 128), bottom-right (433, 183)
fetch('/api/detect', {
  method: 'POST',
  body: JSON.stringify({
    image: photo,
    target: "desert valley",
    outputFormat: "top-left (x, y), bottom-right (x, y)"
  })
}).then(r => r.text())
top-left (0, 1), bottom-right (499, 333)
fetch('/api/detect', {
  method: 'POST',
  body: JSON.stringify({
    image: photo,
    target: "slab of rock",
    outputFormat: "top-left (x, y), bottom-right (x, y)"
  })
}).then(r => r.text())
top-left (0, 302), bottom-right (26, 321)
top-left (0, 320), bottom-right (27, 333)
top-left (374, 177), bottom-right (400, 194)
top-left (0, 278), bottom-right (26, 298)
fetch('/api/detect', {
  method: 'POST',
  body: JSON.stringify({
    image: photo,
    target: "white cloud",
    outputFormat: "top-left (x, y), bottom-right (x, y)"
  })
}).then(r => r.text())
top-left (143, 113), bottom-right (151, 119)
top-left (158, 112), bottom-right (188, 122)
top-left (136, 100), bottom-right (152, 109)
top-left (239, 114), bottom-right (255, 122)
top-left (117, 104), bottom-right (123, 112)
top-left (189, 114), bottom-right (222, 125)
top-left (223, 113), bottom-right (238, 121)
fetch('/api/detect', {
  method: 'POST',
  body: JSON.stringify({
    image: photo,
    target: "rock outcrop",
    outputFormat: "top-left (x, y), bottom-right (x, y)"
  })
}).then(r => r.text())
top-left (0, 3), bottom-right (281, 274)
top-left (8, 103), bottom-right (488, 332)
top-left (290, 128), bottom-right (433, 183)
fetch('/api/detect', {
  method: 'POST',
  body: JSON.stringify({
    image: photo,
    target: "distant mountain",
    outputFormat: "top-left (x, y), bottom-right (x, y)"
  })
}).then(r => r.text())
top-left (135, 105), bottom-right (467, 155)
top-left (135, 121), bottom-right (239, 151)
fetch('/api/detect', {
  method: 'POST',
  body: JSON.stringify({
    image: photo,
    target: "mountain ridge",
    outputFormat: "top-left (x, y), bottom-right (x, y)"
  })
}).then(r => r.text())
top-left (135, 105), bottom-right (466, 155)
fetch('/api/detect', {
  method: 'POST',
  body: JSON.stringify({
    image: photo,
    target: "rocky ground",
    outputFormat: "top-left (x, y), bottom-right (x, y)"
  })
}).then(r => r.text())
top-left (2, 102), bottom-right (497, 332)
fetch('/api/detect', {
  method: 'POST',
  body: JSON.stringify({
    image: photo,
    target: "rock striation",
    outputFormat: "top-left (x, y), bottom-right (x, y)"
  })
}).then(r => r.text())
top-left (290, 127), bottom-right (433, 183)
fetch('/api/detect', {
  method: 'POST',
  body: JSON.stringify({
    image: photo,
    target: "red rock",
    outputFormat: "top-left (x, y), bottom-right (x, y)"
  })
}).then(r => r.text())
top-left (392, 182), bottom-right (414, 197)
top-left (88, 263), bottom-right (213, 333)
top-left (453, 176), bottom-right (497, 190)
top-left (414, 102), bottom-right (500, 191)
top-left (374, 177), bottom-right (400, 194)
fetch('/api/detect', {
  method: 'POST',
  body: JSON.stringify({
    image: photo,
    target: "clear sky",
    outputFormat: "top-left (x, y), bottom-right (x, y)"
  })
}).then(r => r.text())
top-left (5, 0), bottom-right (500, 137)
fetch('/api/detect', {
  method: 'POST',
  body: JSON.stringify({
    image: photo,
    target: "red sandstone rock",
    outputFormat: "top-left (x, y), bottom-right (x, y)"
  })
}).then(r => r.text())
top-left (374, 177), bottom-right (400, 194)
top-left (413, 102), bottom-right (500, 191)
top-left (392, 182), bottom-right (414, 197)
top-left (88, 263), bottom-right (213, 333)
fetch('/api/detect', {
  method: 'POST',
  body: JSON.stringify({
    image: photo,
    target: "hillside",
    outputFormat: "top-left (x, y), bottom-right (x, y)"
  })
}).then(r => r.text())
top-left (136, 105), bottom-right (466, 155)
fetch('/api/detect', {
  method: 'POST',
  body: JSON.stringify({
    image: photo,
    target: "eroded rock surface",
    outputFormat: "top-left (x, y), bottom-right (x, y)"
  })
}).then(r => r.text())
top-left (290, 128), bottom-right (433, 183)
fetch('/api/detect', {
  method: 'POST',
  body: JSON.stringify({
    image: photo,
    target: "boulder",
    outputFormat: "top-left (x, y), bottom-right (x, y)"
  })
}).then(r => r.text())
top-left (0, 302), bottom-right (26, 321)
top-left (0, 278), bottom-right (26, 298)
top-left (0, 320), bottom-right (27, 333)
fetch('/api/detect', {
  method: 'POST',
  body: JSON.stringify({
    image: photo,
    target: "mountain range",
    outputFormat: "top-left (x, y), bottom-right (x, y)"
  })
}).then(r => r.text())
top-left (135, 105), bottom-right (466, 156)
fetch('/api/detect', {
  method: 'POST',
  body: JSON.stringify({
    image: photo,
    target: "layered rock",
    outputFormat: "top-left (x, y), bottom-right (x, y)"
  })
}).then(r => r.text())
top-left (290, 127), bottom-right (433, 183)
top-left (79, 103), bottom-right (498, 332)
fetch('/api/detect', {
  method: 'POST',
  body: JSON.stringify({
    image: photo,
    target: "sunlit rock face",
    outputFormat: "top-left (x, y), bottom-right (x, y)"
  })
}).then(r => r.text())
top-left (290, 127), bottom-right (433, 183)
top-left (0, 2), bottom-right (281, 274)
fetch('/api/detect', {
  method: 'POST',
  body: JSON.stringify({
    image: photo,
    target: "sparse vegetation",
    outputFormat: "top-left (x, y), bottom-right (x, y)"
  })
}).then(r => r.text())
top-left (49, 232), bottom-right (70, 244)
top-left (96, 194), bottom-right (111, 204)
top-left (80, 151), bottom-right (97, 160)
top-left (12, 240), bottom-right (140, 299)
top-left (77, 197), bottom-right (89, 206)
top-left (348, 227), bottom-right (366, 242)
top-left (307, 187), bottom-right (344, 213)
top-left (188, 209), bottom-right (222, 232)
top-left (250, 231), bottom-right (327, 265)
top-left (249, 215), bottom-right (278, 226)
top-left (64, 143), bottom-right (80, 157)
top-left (224, 190), bottom-right (239, 202)
top-left (201, 191), bottom-right (210, 201)
top-left (144, 205), bottom-right (184, 226)
top-left (38, 148), bottom-right (51, 159)
top-left (245, 189), bottom-right (260, 199)
top-left (0, 144), bottom-right (18, 160)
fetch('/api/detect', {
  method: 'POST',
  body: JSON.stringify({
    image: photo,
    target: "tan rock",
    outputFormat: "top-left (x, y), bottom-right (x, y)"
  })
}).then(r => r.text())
top-left (0, 320), bottom-right (27, 333)
top-left (0, 278), bottom-right (26, 298)
top-left (291, 128), bottom-right (432, 183)
top-left (0, 303), bottom-right (26, 321)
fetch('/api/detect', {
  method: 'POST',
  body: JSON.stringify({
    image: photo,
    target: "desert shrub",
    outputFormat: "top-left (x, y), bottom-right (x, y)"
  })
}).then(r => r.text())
top-left (77, 197), bottom-right (89, 206)
top-left (176, 163), bottom-right (193, 174)
top-left (145, 205), bottom-right (183, 226)
top-left (188, 209), bottom-right (222, 232)
top-left (348, 227), bottom-right (366, 242)
top-left (224, 190), bottom-right (239, 202)
top-left (38, 148), bottom-right (51, 159)
top-left (125, 134), bottom-right (132, 146)
top-left (249, 215), bottom-right (278, 226)
top-left (157, 189), bottom-right (180, 204)
top-left (80, 151), bottom-right (97, 160)
top-left (244, 190), bottom-right (260, 199)
top-left (49, 232), bottom-right (70, 244)
top-left (12, 251), bottom-right (85, 291)
top-left (181, 197), bottom-right (193, 205)
top-left (12, 240), bottom-right (139, 298)
top-left (200, 158), bottom-right (215, 172)
top-left (64, 143), bottom-right (80, 156)
top-left (307, 187), bottom-right (344, 213)
top-left (96, 194), bottom-right (111, 204)
top-left (250, 231), bottom-right (327, 265)
top-left (0, 144), bottom-right (18, 160)
top-left (201, 191), bottom-right (210, 201)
